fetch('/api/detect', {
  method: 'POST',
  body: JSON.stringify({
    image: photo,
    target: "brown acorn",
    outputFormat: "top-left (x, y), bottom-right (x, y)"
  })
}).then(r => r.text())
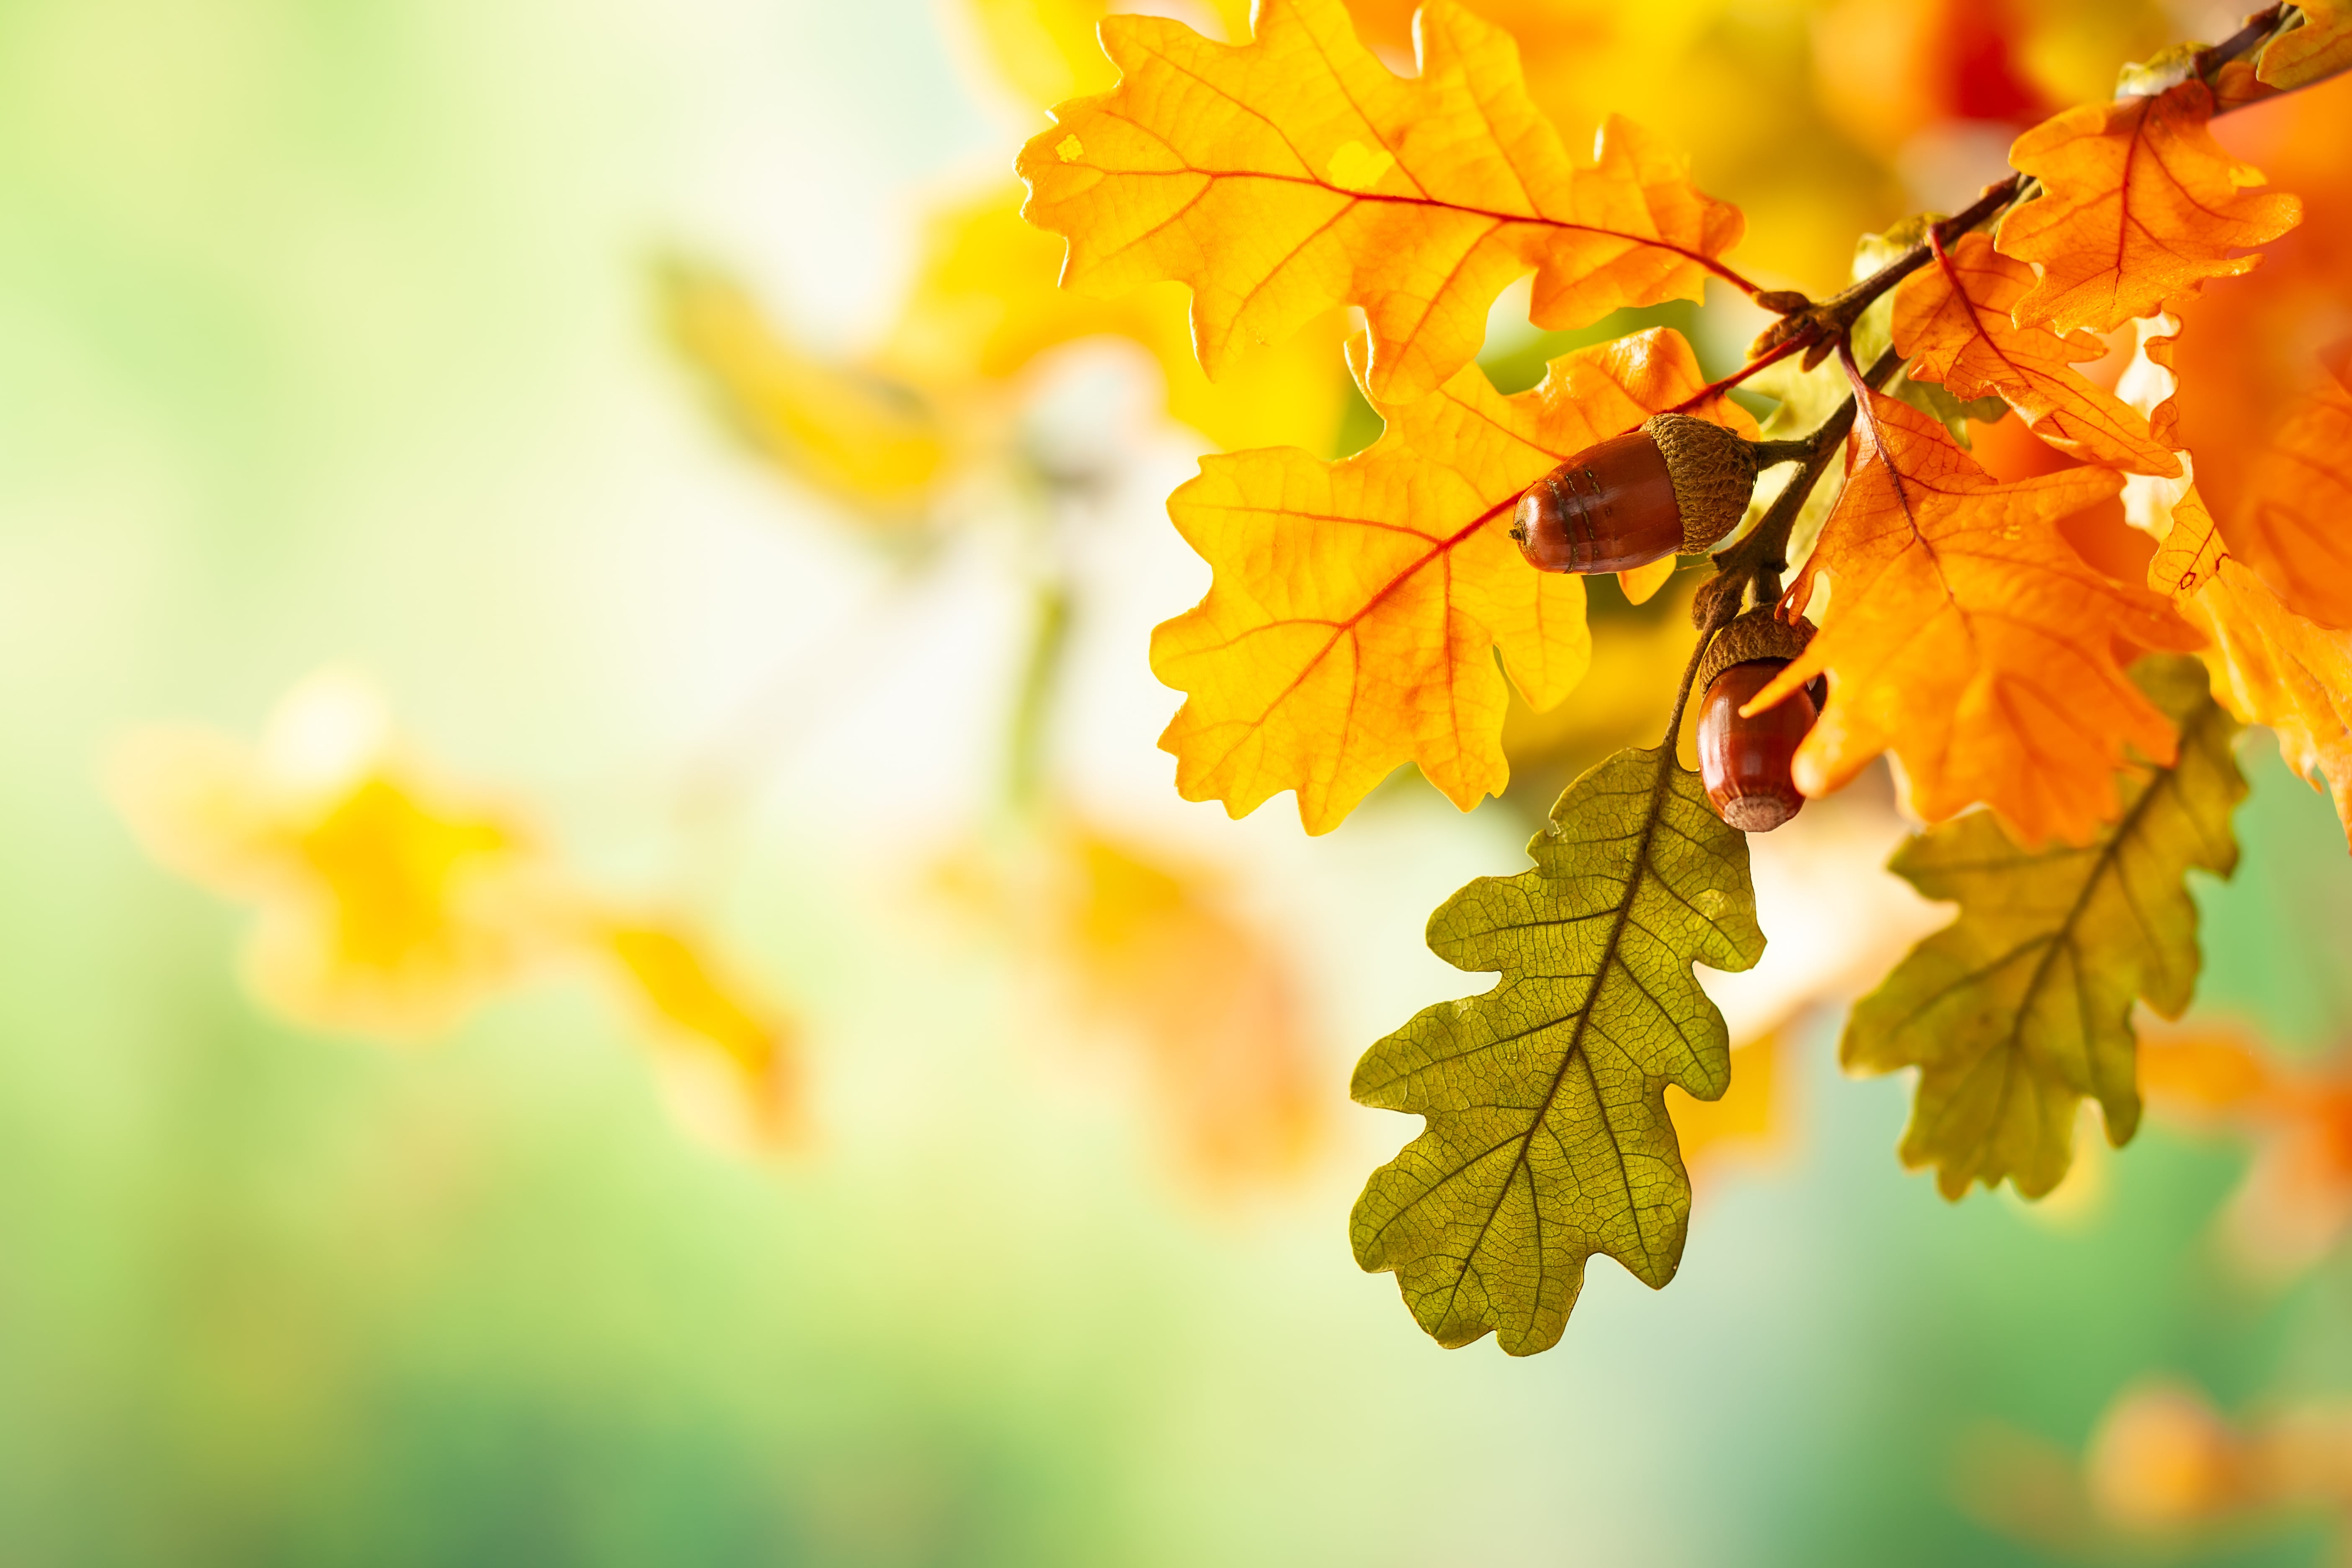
top-left (1693, 609), bottom-right (1821, 833)
top-left (1510, 413), bottom-right (1761, 575)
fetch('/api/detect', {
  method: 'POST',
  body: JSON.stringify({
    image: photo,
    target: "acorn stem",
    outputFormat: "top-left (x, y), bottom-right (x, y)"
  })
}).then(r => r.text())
top-left (1746, 438), bottom-right (1814, 469)
top-left (1692, 345), bottom-right (1898, 629)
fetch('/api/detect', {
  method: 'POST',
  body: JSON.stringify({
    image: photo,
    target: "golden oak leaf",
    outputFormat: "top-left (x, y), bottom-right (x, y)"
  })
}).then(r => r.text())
top-left (2258, 0), bottom-right (2352, 92)
top-left (1153, 327), bottom-right (1753, 833)
top-left (883, 186), bottom-right (1352, 456)
top-left (1753, 391), bottom-right (2199, 846)
top-left (1996, 81), bottom-right (2301, 336)
top-left (1893, 232), bottom-right (2179, 477)
top-left (2223, 352), bottom-right (2352, 629)
top-left (1015, 0), bottom-right (1745, 406)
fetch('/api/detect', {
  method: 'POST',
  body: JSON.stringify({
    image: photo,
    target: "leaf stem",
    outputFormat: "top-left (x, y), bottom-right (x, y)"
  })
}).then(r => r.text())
top-left (1664, 332), bottom-right (1804, 415)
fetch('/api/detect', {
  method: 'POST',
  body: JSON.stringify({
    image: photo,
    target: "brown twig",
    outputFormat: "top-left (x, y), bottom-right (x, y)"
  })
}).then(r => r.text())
top-left (1692, 345), bottom-right (1899, 629)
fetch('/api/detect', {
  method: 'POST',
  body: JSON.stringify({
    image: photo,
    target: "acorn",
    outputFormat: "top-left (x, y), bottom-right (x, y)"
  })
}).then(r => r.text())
top-left (1511, 413), bottom-right (1762, 575)
top-left (1694, 609), bottom-right (1822, 833)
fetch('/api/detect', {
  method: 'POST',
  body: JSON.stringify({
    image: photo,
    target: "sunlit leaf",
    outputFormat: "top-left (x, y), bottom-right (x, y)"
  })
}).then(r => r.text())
top-left (1845, 656), bottom-right (2244, 1199)
top-left (1755, 391), bottom-right (2200, 846)
top-left (1016, 0), bottom-right (1744, 405)
top-left (1153, 327), bottom-right (1753, 833)
top-left (1351, 744), bottom-right (1763, 1354)
top-left (1893, 231), bottom-right (2179, 476)
top-left (1996, 81), bottom-right (2301, 336)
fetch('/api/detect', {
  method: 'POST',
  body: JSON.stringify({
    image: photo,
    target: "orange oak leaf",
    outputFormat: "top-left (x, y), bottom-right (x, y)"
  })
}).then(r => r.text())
top-left (1996, 81), bottom-right (2301, 336)
top-left (1753, 390), bottom-right (2199, 846)
top-left (1014, 0), bottom-right (1745, 406)
top-left (2223, 352), bottom-right (2352, 629)
top-left (1893, 231), bottom-right (2179, 477)
top-left (1152, 326), bottom-right (1753, 833)
top-left (2187, 556), bottom-right (2352, 843)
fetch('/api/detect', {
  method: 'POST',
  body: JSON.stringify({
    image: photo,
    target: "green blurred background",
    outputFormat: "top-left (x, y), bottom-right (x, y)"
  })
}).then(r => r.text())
top-left (3, 0), bottom-right (2349, 1562)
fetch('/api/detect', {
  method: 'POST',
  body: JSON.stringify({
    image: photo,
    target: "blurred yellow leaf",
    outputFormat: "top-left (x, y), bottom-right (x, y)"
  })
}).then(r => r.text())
top-left (1665, 1030), bottom-right (1782, 1177)
top-left (603, 921), bottom-right (806, 1154)
top-left (1053, 830), bottom-right (1321, 1190)
top-left (883, 186), bottom-right (1352, 456)
top-left (659, 257), bottom-right (950, 520)
top-left (108, 671), bottom-right (550, 1038)
top-left (2143, 1029), bottom-right (2352, 1279)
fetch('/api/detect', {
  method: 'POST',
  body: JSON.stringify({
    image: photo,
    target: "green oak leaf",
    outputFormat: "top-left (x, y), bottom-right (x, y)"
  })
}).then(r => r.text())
top-left (1846, 655), bottom-right (2246, 1200)
top-left (1350, 745), bottom-right (1764, 1355)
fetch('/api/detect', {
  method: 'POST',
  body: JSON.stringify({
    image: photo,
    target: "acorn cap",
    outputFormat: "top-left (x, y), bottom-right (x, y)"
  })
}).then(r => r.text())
top-left (1640, 413), bottom-right (1758, 553)
top-left (1695, 607), bottom-right (1814, 696)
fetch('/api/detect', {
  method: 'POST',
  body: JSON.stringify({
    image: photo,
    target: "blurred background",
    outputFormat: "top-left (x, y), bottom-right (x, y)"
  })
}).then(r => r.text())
top-left (5, 0), bottom-right (2352, 1561)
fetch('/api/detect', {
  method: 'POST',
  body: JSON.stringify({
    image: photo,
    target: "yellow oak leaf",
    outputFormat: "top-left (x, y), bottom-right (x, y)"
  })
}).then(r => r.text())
top-left (2258, 0), bottom-right (2352, 93)
top-left (1015, 0), bottom-right (1746, 406)
top-left (1754, 391), bottom-right (2200, 846)
top-left (1892, 231), bottom-right (2179, 477)
top-left (107, 671), bottom-right (552, 1038)
top-left (659, 258), bottom-right (950, 520)
top-left (883, 186), bottom-right (1352, 456)
top-left (1996, 80), bottom-right (2301, 336)
top-left (603, 921), bottom-right (807, 1154)
top-left (1153, 326), bottom-right (1753, 833)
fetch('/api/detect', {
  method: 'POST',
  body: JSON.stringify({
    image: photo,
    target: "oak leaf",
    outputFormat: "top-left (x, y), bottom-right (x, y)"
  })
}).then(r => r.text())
top-left (1893, 232), bottom-right (2180, 477)
top-left (1351, 743), bottom-right (1763, 1354)
top-left (1845, 656), bottom-right (2245, 1199)
top-left (2186, 556), bottom-right (2352, 843)
top-left (1996, 81), bottom-right (2300, 336)
top-left (1754, 391), bottom-right (2199, 846)
top-left (1152, 326), bottom-right (1754, 833)
top-left (1015, 0), bottom-right (1744, 405)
